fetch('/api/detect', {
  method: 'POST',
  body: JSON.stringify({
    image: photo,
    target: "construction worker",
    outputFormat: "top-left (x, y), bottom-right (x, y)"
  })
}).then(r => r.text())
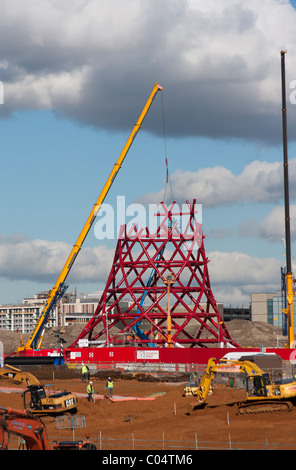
top-left (18, 438), bottom-right (26, 450)
top-left (81, 363), bottom-right (90, 382)
top-left (86, 381), bottom-right (95, 402)
top-left (106, 377), bottom-right (114, 397)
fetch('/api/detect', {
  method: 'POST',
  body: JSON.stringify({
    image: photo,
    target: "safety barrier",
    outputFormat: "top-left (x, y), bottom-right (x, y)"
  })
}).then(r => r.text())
top-left (69, 360), bottom-right (295, 382)
top-left (7, 432), bottom-right (296, 451)
top-left (93, 432), bottom-right (296, 450)
top-left (56, 415), bottom-right (86, 430)
top-left (9, 433), bottom-right (296, 453)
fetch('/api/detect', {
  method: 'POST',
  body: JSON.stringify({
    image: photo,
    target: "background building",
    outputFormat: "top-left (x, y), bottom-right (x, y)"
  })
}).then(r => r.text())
top-left (0, 289), bottom-right (292, 339)
top-left (0, 290), bottom-right (102, 334)
top-left (250, 291), bottom-right (290, 335)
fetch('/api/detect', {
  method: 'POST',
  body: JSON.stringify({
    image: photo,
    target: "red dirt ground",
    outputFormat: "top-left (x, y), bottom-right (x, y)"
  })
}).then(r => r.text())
top-left (0, 373), bottom-right (295, 451)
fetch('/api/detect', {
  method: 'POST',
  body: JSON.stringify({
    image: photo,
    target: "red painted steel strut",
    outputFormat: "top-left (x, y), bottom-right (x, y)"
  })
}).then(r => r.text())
top-left (71, 200), bottom-right (239, 348)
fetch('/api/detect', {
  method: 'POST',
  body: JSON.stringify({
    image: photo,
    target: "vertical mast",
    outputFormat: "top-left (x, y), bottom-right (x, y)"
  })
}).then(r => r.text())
top-left (280, 50), bottom-right (294, 347)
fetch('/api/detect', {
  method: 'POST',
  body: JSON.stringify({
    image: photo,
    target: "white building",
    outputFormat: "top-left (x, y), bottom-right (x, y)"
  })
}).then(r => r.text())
top-left (251, 291), bottom-right (293, 335)
top-left (0, 290), bottom-right (102, 334)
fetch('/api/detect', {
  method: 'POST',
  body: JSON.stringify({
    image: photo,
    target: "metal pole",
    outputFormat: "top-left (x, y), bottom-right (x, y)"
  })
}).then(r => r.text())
top-left (164, 274), bottom-right (175, 348)
top-left (280, 50), bottom-right (294, 347)
top-left (281, 51), bottom-right (292, 273)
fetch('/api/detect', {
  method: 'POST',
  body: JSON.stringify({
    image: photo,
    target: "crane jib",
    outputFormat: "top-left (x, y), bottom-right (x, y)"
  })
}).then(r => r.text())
top-left (19, 82), bottom-right (163, 352)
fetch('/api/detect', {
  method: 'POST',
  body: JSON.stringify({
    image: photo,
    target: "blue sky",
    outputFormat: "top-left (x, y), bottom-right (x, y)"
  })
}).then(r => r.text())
top-left (1, 0), bottom-right (296, 307)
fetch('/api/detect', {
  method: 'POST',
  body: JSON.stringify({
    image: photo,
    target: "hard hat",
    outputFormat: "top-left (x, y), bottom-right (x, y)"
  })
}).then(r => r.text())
top-left (90, 381), bottom-right (92, 384)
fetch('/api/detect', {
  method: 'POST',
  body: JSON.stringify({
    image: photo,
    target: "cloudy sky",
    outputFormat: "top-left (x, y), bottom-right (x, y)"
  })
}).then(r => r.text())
top-left (1, 0), bottom-right (296, 309)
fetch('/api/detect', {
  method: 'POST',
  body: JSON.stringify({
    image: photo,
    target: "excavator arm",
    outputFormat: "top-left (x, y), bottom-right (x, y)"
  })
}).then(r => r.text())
top-left (192, 357), bottom-right (269, 406)
top-left (218, 358), bottom-right (267, 377)
top-left (0, 407), bottom-right (51, 450)
top-left (18, 82), bottom-right (164, 352)
top-left (194, 357), bottom-right (217, 404)
top-left (0, 365), bottom-right (40, 386)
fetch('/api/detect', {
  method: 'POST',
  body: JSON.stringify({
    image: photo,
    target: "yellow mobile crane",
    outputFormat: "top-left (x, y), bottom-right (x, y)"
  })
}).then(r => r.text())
top-left (190, 357), bottom-right (296, 415)
top-left (18, 83), bottom-right (163, 352)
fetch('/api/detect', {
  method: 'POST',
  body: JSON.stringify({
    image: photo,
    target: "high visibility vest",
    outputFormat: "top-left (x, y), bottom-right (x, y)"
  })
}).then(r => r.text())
top-left (82, 365), bottom-right (88, 374)
top-left (87, 384), bottom-right (94, 394)
top-left (107, 380), bottom-right (113, 388)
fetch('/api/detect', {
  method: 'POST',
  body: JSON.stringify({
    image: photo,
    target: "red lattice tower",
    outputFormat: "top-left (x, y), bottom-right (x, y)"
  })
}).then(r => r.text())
top-left (71, 200), bottom-right (238, 348)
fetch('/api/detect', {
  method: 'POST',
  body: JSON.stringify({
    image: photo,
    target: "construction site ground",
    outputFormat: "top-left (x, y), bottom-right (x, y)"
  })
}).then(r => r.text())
top-left (1, 368), bottom-right (296, 451)
top-left (0, 319), bottom-right (293, 451)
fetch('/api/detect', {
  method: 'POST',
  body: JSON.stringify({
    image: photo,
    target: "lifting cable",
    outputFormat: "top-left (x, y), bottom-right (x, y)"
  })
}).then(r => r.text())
top-left (161, 90), bottom-right (175, 203)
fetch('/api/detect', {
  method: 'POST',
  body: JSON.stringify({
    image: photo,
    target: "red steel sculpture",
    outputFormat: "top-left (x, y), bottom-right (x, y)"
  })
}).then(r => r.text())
top-left (71, 200), bottom-right (238, 348)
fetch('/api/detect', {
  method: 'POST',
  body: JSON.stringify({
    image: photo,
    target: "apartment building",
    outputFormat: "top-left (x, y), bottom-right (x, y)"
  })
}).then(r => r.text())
top-left (0, 290), bottom-right (102, 334)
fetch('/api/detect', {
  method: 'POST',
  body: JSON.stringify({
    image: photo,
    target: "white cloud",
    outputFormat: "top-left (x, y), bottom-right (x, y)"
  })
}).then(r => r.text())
top-left (0, 235), bottom-right (114, 283)
top-left (239, 204), bottom-right (296, 243)
top-left (1, 0), bottom-right (296, 141)
top-left (0, 234), bottom-right (283, 306)
top-left (140, 158), bottom-right (296, 207)
top-left (207, 250), bottom-right (282, 305)
top-left (208, 250), bottom-right (281, 285)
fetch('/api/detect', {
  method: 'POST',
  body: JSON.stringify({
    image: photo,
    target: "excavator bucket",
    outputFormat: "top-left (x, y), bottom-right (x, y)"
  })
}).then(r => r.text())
top-left (185, 399), bottom-right (206, 415)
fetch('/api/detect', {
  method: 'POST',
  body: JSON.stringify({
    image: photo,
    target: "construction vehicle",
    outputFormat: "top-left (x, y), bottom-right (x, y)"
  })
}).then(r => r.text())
top-left (0, 365), bottom-right (41, 386)
top-left (0, 406), bottom-right (51, 450)
top-left (0, 365), bottom-right (77, 415)
top-left (15, 82), bottom-right (163, 354)
top-left (189, 357), bottom-right (296, 414)
top-left (22, 384), bottom-right (78, 415)
top-left (184, 353), bottom-right (283, 397)
top-left (53, 439), bottom-right (96, 450)
top-left (0, 406), bottom-right (96, 450)
top-left (183, 373), bottom-right (200, 397)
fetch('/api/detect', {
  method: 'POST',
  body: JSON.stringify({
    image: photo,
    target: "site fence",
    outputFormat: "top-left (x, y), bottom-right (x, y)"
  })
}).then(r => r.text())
top-left (71, 361), bottom-right (205, 374)
top-left (6, 433), bottom-right (296, 451)
top-left (93, 432), bottom-right (296, 451)
top-left (72, 360), bottom-right (295, 381)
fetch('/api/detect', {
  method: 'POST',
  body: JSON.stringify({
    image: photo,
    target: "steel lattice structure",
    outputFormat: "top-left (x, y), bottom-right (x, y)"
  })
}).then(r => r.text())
top-left (71, 200), bottom-right (238, 348)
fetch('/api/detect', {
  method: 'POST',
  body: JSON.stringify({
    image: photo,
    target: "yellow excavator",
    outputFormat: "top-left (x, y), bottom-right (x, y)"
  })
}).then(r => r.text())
top-left (0, 365), bottom-right (78, 415)
top-left (22, 384), bottom-right (78, 416)
top-left (189, 357), bottom-right (296, 414)
top-left (0, 364), bottom-right (40, 386)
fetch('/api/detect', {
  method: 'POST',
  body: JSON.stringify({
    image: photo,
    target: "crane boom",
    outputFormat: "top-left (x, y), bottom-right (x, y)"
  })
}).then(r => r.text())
top-left (0, 406), bottom-right (51, 450)
top-left (19, 82), bottom-right (164, 351)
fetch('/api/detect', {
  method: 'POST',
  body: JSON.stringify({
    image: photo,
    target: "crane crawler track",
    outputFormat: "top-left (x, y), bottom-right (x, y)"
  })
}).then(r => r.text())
top-left (237, 400), bottom-right (293, 415)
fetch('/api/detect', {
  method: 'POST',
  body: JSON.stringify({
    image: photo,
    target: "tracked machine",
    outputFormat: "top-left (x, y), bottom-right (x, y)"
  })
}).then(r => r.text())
top-left (0, 365), bottom-right (77, 415)
top-left (189, 357), bottom-right (296, 415)
top-left (0, 406), bottom-right (95, 450)
top-left (23, 385), bottom-right (78, 415)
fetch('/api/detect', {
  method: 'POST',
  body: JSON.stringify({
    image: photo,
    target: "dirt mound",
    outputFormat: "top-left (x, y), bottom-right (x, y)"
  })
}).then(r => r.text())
top-left (0, 324), bottom-right (85, 355)
top-left (0, 319), bottom-right (287, 355)
top-left (225, 319), bottom-right (286, 348)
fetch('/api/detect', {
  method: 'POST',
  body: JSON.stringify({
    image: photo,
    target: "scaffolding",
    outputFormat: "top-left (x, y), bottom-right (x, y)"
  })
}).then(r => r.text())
top-left (71, 200), bottom-right (238, 349)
